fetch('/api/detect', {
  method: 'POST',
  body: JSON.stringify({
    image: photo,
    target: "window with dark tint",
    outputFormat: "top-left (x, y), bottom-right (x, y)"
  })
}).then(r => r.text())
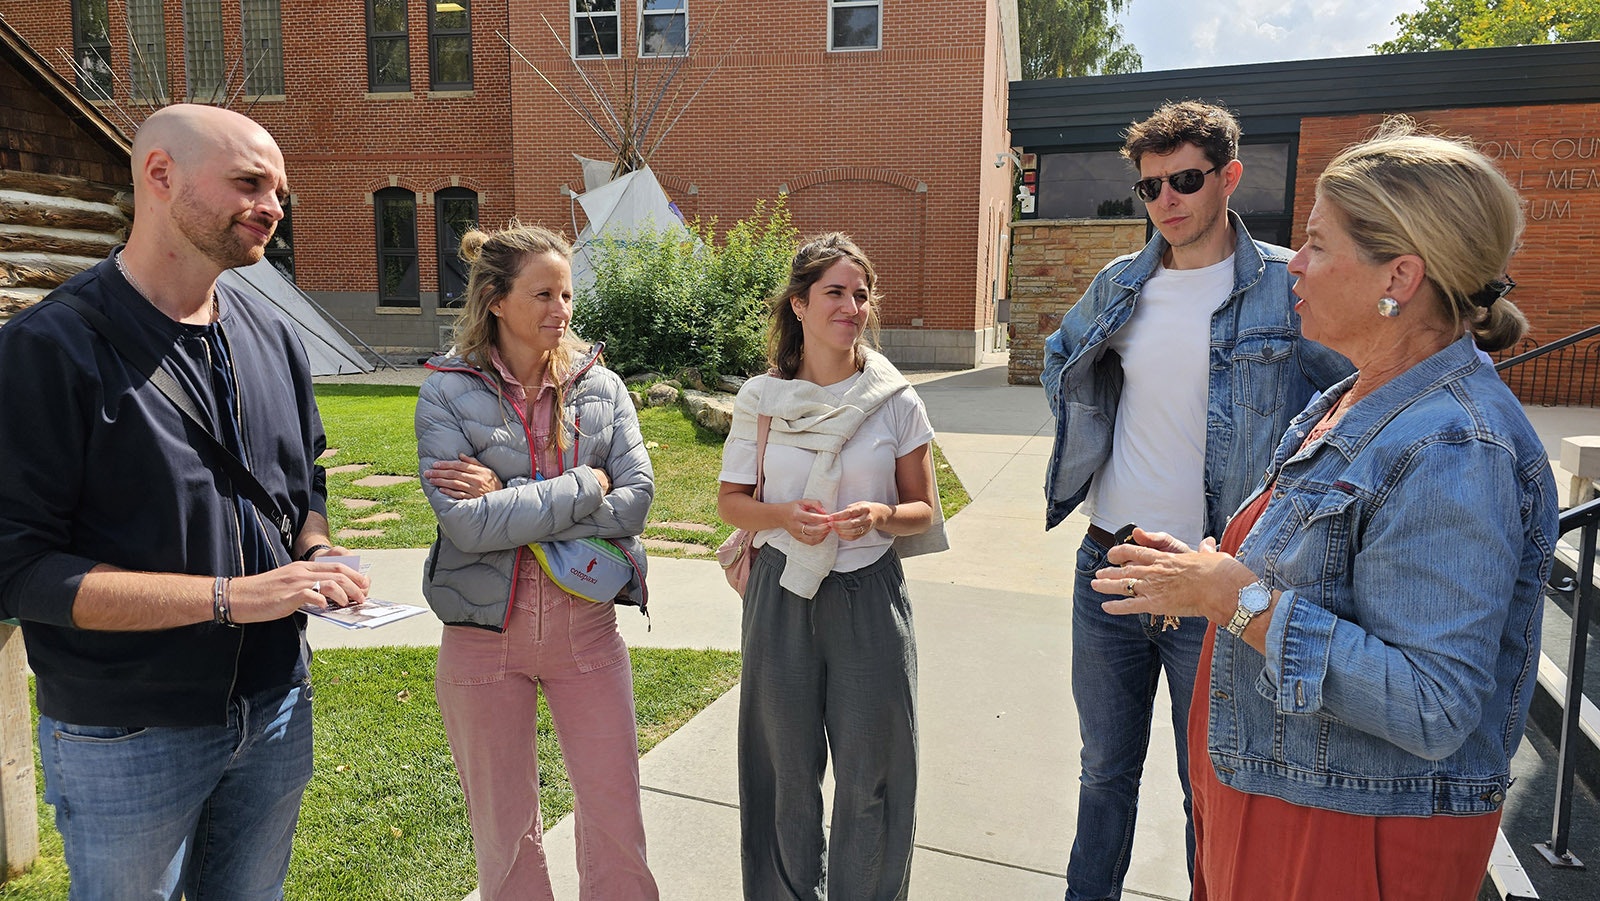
top-left (242, 0), bottom-right (285, 95)
top-left (574, 0), bottom-right (619, 58)
top-left (1234, 142), bottom-right (1294, 247)
top-left (435, 188), bottom-right (478, 307)
top-left (127, 0), bottom-right (167, 101)
top-left (641, 0), bottom-right (686, 56)
top-left (73, 0), bottom-right (112, 100)
top-left (368, 0), bottom-right (410, 91)
top-left (375, 188), bottom-right (419, 306)
top-left (267, 200), bottom-right (295, 283)
top-left (185, 0), bottom-right (226, 101)
top-left (430, 0), bottom-right (472, 89)
top-left (829, 0), bottom-right (880, 51)
top-left (1033, 141), bottom-right (1294, 245)
top-left (1035, 150), bottom-right (1138, 220)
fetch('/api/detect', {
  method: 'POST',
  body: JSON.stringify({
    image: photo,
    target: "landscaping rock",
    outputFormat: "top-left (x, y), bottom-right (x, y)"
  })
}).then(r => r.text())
top-left (642, 538), bottom-right (714, 557)
top-left (718, 374), bottom-right (748, 393)
top-left (624, 371), bottom-right (664, 386)
top-left (629, 390), bottom-right (644, 412)
top-left (683, 389), bottom-right (734, 435)
top-left (645, 383), bottom-right (680, 407)
top-left (675, 367), bottom-right (707, 391)
top-left (653, 520), bottom-right (716, 533)
top-left (352, 474), bottom-right (413, 488)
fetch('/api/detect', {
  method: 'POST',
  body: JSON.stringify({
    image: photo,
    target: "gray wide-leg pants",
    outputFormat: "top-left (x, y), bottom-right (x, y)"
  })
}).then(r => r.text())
top-left (738, 545), bottom-right (919, 901)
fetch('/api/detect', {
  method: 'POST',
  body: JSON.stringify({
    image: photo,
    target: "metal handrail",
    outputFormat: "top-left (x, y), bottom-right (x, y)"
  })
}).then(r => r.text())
top-left (1496, 323), bottom-right (1600, 373)
top-left (1537, 494), bottom-right (1600, 868)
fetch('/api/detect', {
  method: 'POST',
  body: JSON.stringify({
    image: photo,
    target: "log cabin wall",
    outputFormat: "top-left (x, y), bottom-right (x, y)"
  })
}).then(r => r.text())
top-left (0, 32), bottom-right (132, 325)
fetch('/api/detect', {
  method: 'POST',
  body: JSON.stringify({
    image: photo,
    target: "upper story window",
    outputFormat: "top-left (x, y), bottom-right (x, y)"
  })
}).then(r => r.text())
top-left (266, 199), bottom-right (295, 282)
top-left (640, 0), bottom-right (686, 57)
top-left (184, 0), bottom-right (226, 101)
top-left (368, 0), bottom-right (410, 92)
top-left (375, 187), bottom-right (420, 306)
top-left (573, 0), bottom-right (619, 59)
top-left (72, 0), bottom-right (113, 100)
top-left (241, 0), bottom-right (285, 95)
top-left (127, 0), bottom-right (167, 102)
top-left (435, 188), bottom-right (478, 307)
top-left (429, 0), bottom-right (472, 89)
top-left (829, 0), bottom-right (880, 52)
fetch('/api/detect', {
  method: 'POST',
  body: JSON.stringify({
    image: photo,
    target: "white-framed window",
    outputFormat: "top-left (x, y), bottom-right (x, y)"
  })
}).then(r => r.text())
top-left (573, 0), bottom-right (620, 59)
top-left (639, 0), bottom-right (686, 57)
top-left (829, 0), bottom-right (880, 52)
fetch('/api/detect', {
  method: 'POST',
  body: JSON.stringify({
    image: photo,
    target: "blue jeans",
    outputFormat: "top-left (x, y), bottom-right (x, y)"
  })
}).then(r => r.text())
top-left (1066, 535), bottom-right (1204, 901)
top-left (39, 681), bottom-right (315, 901)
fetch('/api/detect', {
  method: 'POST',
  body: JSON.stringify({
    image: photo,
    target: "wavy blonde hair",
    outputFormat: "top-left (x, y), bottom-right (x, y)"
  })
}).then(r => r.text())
top-left (1316, 117), bottom-right (1528, 352)
top-left (451, 222), bottom-right (589, 451)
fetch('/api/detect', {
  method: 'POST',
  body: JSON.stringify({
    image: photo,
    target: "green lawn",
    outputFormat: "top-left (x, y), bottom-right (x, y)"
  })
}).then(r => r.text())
top-left (1, 646), bottom-right (742, 900)
top-left (318, 385), bottom-right (970, 554)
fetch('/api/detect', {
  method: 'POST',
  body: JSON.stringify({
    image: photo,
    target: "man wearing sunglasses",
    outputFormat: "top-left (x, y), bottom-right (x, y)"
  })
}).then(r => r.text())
top-left (1040, 101), bottom-right (1349, 901)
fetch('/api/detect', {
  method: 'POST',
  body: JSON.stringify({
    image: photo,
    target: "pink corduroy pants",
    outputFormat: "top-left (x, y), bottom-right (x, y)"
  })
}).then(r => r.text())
top-left (436, 574), bottom-right (658, 901)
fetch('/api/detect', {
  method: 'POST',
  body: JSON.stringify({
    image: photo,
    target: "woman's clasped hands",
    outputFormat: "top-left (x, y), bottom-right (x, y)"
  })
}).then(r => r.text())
top-left (784, 499), bottom-right (885, 545)
top-left (1090, 526), bottom-right (1256, 623)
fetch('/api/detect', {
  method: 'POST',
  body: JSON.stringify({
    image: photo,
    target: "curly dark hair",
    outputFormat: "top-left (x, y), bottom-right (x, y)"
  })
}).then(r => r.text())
top-left (1122, 101), bottom-right (1241, 169)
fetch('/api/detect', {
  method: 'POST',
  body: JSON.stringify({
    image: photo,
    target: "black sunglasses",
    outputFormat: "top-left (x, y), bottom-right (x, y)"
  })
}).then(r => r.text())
top-left (1131, 164), bottom-right (1223, 202)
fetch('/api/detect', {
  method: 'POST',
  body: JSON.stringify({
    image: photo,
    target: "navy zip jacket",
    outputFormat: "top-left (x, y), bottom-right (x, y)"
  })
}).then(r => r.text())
top-left (0, 255), bottom-right (328, 727)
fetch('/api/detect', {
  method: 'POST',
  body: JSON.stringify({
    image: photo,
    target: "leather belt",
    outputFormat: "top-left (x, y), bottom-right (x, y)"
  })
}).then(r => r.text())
top-left (1086, 524), bottom-right (1116, 548)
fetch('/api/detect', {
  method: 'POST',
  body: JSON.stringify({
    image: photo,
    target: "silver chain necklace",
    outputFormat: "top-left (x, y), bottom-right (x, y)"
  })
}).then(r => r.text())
top-left (115, 250), bottom-right (219, 323)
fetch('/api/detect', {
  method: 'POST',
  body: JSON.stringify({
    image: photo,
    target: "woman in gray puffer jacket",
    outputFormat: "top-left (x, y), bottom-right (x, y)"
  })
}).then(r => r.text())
top-left (415, 224), bottom-right (658, 901)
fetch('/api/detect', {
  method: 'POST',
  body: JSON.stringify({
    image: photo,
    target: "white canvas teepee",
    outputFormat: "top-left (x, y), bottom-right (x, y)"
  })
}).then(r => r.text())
top-left (569, 166), bottom-right (690, 297)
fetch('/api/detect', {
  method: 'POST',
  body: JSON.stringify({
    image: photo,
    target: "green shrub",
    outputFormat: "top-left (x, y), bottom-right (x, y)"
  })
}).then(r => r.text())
top-left (574, 199), bottom-right (796, 379)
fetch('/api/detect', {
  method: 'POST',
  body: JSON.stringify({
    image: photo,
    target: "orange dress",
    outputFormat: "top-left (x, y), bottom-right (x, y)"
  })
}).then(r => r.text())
top-left (1189, 471), bottom-right (1502, 900)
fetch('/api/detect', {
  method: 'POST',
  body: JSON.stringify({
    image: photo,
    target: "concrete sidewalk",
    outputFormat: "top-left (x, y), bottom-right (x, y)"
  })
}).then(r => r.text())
top-left (314, 356), bottom-right (1600, 901)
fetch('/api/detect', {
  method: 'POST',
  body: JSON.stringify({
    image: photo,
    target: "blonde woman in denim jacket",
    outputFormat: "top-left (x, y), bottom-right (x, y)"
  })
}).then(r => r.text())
top-left (1091, 119), bottom-right (1559, 900)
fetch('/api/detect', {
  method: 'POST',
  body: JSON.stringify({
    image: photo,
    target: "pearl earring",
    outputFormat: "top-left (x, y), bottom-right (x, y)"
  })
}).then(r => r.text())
top-left (1377, 297), bottom-right (1400, 318)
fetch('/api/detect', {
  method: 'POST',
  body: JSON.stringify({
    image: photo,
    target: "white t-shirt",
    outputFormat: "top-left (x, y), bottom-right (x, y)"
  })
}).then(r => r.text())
top-left (1085, 255), bottom-right (1234, 549)
top-left (720, 372), bottom-right (935, 573)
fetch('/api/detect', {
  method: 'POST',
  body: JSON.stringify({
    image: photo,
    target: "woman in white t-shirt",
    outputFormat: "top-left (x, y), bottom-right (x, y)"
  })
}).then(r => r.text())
top-left (717, 233), bottom-right (946, 900)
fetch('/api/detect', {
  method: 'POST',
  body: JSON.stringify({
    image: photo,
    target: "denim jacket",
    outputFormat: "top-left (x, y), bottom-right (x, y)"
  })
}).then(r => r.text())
top-left (1210, 336), bottom-right (1559, 816)
top-left (1042, 211), bottom-right (1350, 535)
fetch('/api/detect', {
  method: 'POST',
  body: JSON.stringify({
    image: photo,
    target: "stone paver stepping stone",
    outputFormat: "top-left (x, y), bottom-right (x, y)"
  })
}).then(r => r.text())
top-left (318, 448), bottom-right (339, 460)
top-left (643, 538), bottom-right (713, 556)
top-left (653, 521), bottom-right (715, 533)
top-left (352, 474), bottom-right (412, 488)
top-left (340, 498), bottom-right (380, 509)
top-left (336, 528), bottom-right (386, 539)
top-left (354, 511), bottom-right (402, 523)
top-left (327, 463), bottom-right (369, 474)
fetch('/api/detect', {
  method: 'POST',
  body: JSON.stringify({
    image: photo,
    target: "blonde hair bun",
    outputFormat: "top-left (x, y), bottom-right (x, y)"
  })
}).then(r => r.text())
top-left (459, 228), bottom-right (489, 264)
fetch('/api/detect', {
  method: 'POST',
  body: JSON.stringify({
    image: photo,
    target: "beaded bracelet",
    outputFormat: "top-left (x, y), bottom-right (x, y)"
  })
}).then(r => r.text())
top-left (212, 575), bottom-right (236, 627)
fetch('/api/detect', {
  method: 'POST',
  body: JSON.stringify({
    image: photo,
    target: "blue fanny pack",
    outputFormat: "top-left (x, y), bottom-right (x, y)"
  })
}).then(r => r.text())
top-left (529, 537), bottom-right (633, 603)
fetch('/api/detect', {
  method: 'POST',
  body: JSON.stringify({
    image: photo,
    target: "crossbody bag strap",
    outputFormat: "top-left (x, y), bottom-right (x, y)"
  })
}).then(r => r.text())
top-left (47, 290), bottom-right (297, 551)
top-left (753, 414), bottom-right (771, 502)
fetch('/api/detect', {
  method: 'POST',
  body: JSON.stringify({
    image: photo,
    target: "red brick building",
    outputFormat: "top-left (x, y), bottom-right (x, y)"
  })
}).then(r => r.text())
top-left (4, 1), bottom-right (1021, 366)
top-left (1006, 43), bottom-right (1600, 403)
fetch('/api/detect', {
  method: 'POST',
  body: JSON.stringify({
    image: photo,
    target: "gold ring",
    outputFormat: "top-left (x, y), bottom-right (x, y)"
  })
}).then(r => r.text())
top-left (1124, 579), bottom-right (1137, 596)
top-left (312, 580), bottom-right (321, 593)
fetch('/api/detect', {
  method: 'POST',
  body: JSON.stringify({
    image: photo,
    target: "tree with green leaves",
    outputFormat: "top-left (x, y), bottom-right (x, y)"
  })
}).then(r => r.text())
top-left (1019, 0), bottom-right (1142, 79)
top-left (1374, 0), bottom-right (1600, 53)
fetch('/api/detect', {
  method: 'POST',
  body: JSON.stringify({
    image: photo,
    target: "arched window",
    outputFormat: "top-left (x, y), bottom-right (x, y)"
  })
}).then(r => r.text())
top-left (375, 187), bottom-right (419, 306)
top-left (435, 187), bottom-right (478, 307)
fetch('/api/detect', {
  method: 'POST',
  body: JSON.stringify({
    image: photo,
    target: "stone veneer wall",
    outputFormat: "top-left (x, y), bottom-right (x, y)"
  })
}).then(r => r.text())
top-left (1006, 219), bottom-right (1147, 385)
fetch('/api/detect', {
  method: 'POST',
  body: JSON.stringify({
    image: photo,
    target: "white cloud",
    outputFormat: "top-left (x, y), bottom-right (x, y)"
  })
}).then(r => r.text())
top-left (1120, 0), bottom-right (1415, 72)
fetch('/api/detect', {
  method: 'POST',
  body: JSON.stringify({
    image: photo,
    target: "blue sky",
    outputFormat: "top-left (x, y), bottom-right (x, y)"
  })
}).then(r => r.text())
top-left (1120, 0), bottom-right (1421, 72)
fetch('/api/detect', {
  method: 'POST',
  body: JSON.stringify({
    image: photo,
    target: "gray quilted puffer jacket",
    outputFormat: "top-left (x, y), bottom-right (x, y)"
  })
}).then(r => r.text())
top-left (416, 345), bottom-right (654, 629)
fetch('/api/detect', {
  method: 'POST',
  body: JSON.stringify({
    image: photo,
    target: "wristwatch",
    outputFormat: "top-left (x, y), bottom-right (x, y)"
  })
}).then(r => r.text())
top-left (1225, 581), bottom-right (1272, 638)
